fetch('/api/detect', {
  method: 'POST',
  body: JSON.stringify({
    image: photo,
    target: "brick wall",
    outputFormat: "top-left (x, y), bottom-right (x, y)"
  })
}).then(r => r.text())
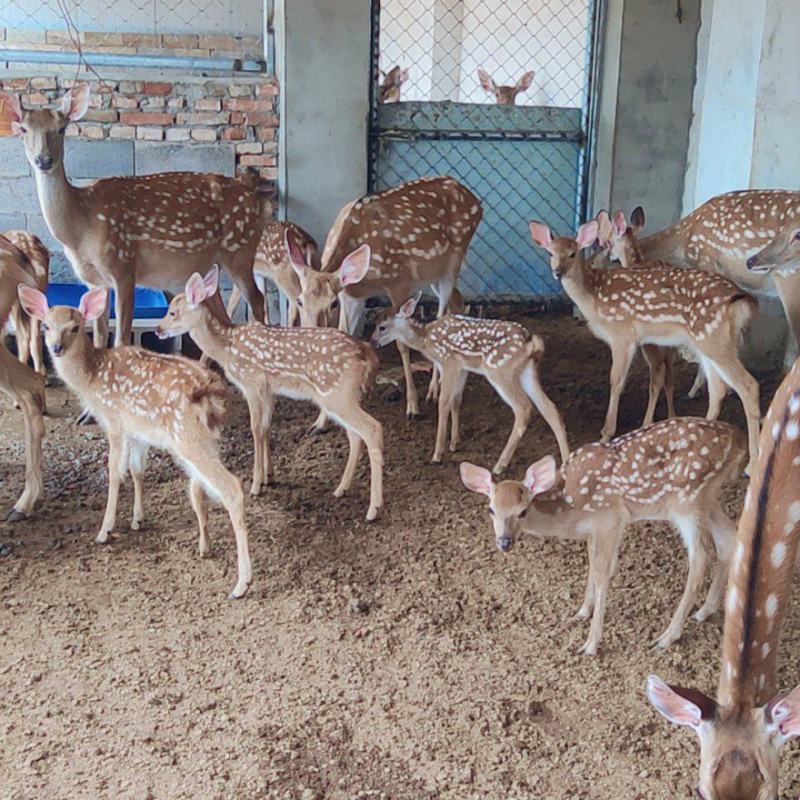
top-left (0, 73), bottom-right (279, 281)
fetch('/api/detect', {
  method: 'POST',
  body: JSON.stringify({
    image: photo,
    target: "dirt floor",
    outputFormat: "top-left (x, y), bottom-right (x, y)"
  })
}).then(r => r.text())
top-left (1, 310), bottom-right (798, 800)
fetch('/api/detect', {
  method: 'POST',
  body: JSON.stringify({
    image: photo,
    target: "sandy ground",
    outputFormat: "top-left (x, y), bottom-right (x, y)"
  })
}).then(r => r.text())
top-left (1, 311), bottom-right (799, 800)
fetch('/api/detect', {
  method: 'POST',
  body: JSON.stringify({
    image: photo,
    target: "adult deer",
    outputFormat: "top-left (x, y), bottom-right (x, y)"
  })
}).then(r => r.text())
top-left (157, 266), bottom-right (384, 521)
top-left (530, 220), bottom-right (762, 473)
top-left (226, 221), bottom-right (318, 326)
top-left (477, 68), bottom-right (535, 105)
top-left (461, 417), bottom-right (744, 655)
top-left (17, 285), bottom-right (253, 599)
top-left (647, 359), bottom-right (800, 800)
top-left (371, 295), bottom-right (569, 474)
top-left (289, 176), bottom-right (482, 418)
top-left (0, 246), bottom-right (45, 521)
top-left (639, 190), bottom-right (800, 369)
top-left (2, 231), bottom-right (48, 378)
top-left (0, 85), bottom-right (265, 349)
top-left (380, 66), bottom-right (410, 103)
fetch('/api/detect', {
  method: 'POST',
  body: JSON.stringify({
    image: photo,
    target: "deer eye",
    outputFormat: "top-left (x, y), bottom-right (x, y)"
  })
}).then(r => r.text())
top-left (41, 322), bottom-right (49, 332)
top-left (19, 125), bottom-right (28, 134)
top-left (297, 298), bottom-right (304, 308)
top-left (794, 231), bottom-right (800, 241)
top-left (331, 299), bottom-right (340, 310)
top-left (519, 508), bottom-right (528, 518)
top-left (59, 125), bottom-right (67, 134)
top-left (71, 325), bottom-right (79, 333)
top-left (570, 251), bottom-right (577, 258)
top-left (488, 507), bottom-right (495, 516)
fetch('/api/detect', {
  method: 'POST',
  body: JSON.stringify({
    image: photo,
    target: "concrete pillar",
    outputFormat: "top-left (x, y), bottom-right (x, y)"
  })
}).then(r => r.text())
top-left (429, 0), bottom-right (464, 102)
top-left (275, 0), bottom-right (371, 246)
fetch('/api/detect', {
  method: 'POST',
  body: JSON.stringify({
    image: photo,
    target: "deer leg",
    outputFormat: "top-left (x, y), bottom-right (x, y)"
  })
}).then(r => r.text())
top-left (339, 293), bottom-right (365, 336)
top-left (773, 271), bottom-right (800, 370)
top-left (580, 522), bottom-right (624, 656)
top-left (128, 439), bottom-right (149, 531)
top-left (262, 394), bottom-right (275, 485)
top-left (641, 345), bottom-right (665, 427)
top-left (229, 267), bottom-right (265, 324)
top-left (30, 317), bottom-right (45, 378)
top-left (435, 273), bottom-right (456, 317)
top-left (654, 513), bottom-right (708, 649)
top-left (575, 535), bottom-right (596, 620)
top-left (488, 373), bottom-right (533, 475)
top-left (97, 429), bottom-right (125, 543)
top-left (93, 296), bottom-right (110, 349)
top-left (663, 348), bottom-right (676, 418)
top-left (187, 478), bottom-right (211, 558)
top-left (702, 359), bottom-right (727, 420)
top-left (334, 429), bottom-right (363, 498)
top-left (225, 284), bottom-right (242, 320)
top-left (695, 504), bottom-right (736, 622)
top-left (246, 392), bottom-right (267, 496)
top-left (398, 342), bottom-right (421, 418)
top-left (449, 370), bottom-right (469, 452)
top-left (520, 360), bottom-right (570, 463)
top-left (687, 364), bottom-right (706, 399)
top-left (112, 275), bottom-right (135, 347)
top-left (601, 342), bottom-right (635, 442)
top-left (432, 365), bottom-right (461, 464)
top-left (425, 364), bottom-right (440, 404)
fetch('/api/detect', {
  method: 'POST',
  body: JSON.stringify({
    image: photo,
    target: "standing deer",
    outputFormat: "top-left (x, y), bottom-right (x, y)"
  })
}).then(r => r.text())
top-left (0, 85), bottom-right (266, 350)
top-left (2, 231), bottom-right (48, 378)
top-left (157, 266), bottom-right (384, 521)
top-left (17, 285), bottom-right (253, 599)
top-left (226, 221), bottom-right (318, 327)
top-left (289, 176), bottom-right (482, 418)
top-left (461, 417), bottom-right (744, 655)
top-left (477, 68), bottom-right (535, 105)
top-left (380, 66), bottom-right (410, 103)
top-left (530, 220), bottom-right (762, 473)
top-left (647, 359), bottom-right (800, 800)
top-left (371, 295), bottom-right (569, 473)
top-left (638, 190), bottom-right (800, 369)
top-left (0, 247), bottom-right (45, 521)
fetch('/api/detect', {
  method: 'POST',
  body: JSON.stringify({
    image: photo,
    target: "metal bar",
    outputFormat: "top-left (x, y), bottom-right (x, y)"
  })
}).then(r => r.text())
top-left (368, 0), bottom-right (382, 192)
top-left (0, 48), bottom-right (266, 73)
top-left (579, 0), bottom-right (605, 225)
top-left (371, 130), bottom-right (583, 143)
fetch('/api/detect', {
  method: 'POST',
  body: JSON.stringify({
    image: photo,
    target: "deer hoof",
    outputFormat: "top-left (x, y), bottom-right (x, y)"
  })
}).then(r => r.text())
top-left (95, 531), bottom-right (111, 544)
top-left (6, 508), bottom-right (28, 523)
top-left (578, 640), bottom-right (599, 657)
top-left (366, 505), bottom-right (382, 522)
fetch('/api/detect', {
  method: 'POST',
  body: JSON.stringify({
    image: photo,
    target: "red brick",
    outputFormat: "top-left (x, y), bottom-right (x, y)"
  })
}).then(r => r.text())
top-left (142, 81), bottom-right (173, 96)
top-left (255, 126), bottom-right (277, 142)
top-left (256, 82), bottom-right (279, 97)
top-left (246, 112), bottom-right (279, 127)
top-left (195, 97), bottom-right (221, 111)
top-left (225, 98), bottom-right (272, 112)
top-left (258, 167), bottom-right (278, 180)
top-left (222, 127), bottom-right (247, 141)
top-left (113, 96), bottom-right (138, 109)
top-left (2, 79), bottom-right (29, 91)
top-left (229, 111), bottom-right (245, 124)
top-left (22, 92), bottom-right (50, 106)
top-left (239, 154), bottom-right (274, 167)
top-left (83, 109), bottom-right (118, 123)
top-left (119, 111), bottom-right (173, 126)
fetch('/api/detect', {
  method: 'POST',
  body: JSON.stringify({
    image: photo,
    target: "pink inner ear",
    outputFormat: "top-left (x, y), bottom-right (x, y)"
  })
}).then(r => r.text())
top-left (0, 92), bottom-right (22, 124)
top-left (399, 295), bottom-right (419, 318)
top-left (17, 285), bottom-right (49, 320)
top-left (478, 69), bottom-right (494, 92)
top-left (460, 462), bottom-right (493, 496)
top-left (79, 288), bottom-right (108, 322)
top-left (523, 456), bottom-right (557, 495)
top-left (285, 229), bottom-right (307, 268)
top-left (612, 211), bottom-right (627, 237)
top-left (646, 676), bottom-right (704, 728)
top-left (529, 221), bottom-right (553, 249)
top-left (576, 221), bottom-right (599, 249)
top-left (339, 244), bottom-right (370, 287)
top-left (517, 71), bottom-right (535, 91)
top-left (202, 265), bottom-right (220, 296)
top-left (771, 686), bottom-right (800, 737)
top-left (185, 273), bottom-right (206, 307)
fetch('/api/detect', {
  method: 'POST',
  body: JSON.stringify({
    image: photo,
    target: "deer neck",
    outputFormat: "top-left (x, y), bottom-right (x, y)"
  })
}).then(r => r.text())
top-left (398, 318), bottom-right (431, 356)
top-left (56, 335), bottom-right (103, 398)
top-left (561, 256), bottom-right (597, 317)
top-left (521, 493), bottom-right (587, 540)
top-left (33, 160), bottom-right (86, 250)
top-left (187, 307), bottom-right (235, 363)
top-left (618, 235), bottom-right (644, 268)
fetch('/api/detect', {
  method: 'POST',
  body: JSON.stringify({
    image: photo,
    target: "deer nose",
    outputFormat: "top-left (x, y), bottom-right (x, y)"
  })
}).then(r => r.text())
top-left (51, 342), bottom-right (64, 356)
top-left (34, 155), bottom-right (53, 171)
top-left (746, 254), bottom-right (760, 270)
top-left (497, 537), bottom-right (513, 552)
top-left (553, 268), bottom-right (563, 280)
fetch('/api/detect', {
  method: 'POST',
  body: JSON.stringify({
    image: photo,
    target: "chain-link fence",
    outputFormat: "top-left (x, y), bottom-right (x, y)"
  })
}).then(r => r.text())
top-left (370, 0), bottom-right (601, 305)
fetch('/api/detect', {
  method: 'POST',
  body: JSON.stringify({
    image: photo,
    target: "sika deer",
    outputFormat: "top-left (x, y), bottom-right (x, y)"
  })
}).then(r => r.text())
top-left (647, 359), bottom-right (800, 800)
top-left (530, 220), bottom-right (762, 472)
top-left (0, 249), bottom-right (45, 521)
top-left (289, 176), bottom-right (482, 418)
top-left (370, 296), bottom-right (569, 474)
top-left (1, 85), bottom-right (265, 349)
top-left (226, 221), bottom-right (318, 326)
top-left (17, 285), bottom-right (252, 598)
top-left (477, 68), bottom-right (535, 105)
top-left (156, 266), bottom-right (384, 521)
top-left (461, 416), bottom-right (744, 655)
top-left (380, 66), bottom-right (409, 103)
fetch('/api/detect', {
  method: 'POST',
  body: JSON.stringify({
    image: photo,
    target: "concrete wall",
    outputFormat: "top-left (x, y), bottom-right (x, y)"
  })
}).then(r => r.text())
top-left (276, 0), bottom-right (371, 248)
top-left (606, 0), bottom-right (701, 232)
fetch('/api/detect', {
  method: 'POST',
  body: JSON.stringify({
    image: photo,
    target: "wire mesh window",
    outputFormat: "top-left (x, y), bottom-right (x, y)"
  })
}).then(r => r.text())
top-left (372, 0), bottom-right (600, 306)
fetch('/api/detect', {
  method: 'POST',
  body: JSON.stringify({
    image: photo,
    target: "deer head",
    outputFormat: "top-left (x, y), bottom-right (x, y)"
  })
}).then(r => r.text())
top-left (529, 220), bottom-right (599, 281)
top-left (380, 66), bottom-right (410, 103)
top-left (459, 457), bottom-right (557, 551)
top-left (0, 85), bottom-right (90, 174)
top-left (157, 267), bottom-right (220, 340)
top-left (287, 230), bottom-right (370, 327)
top-left (477, 68), bottom-right (535, 105)
top-left (18, 284), bottom-right (105, 358)
top-left (370, 294), bottom-right (421, 348)
top-left (746, 226), bottom-right (800, 276)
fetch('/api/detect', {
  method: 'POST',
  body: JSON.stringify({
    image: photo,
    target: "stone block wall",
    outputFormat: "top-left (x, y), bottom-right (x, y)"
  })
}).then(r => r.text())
top-left (0, 72), bottom-right (278, 281)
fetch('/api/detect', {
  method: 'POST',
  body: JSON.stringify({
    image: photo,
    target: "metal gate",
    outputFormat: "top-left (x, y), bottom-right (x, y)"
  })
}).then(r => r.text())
top-left (369, 0), bottom-right (603, 305)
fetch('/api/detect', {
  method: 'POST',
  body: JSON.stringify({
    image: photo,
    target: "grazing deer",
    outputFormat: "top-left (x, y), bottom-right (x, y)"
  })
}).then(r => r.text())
top-left (0, 249), bottom-right (45, 521)
top-left (156, 266), bottom-right (384, 521)
top-left (0, 84), bottom-right (266, 350)
top-left (289, 176), bottom-right (482, 418)
top-left (380, 66), bottom-right (409, 103)
top-left (17, 285), bottom-right (253, 599)
top-left (639, 190), bottom-right (800, 368)
top-left (530, 220), bottom-right (762, 473)
top-left (647, 359), bottom-right (800, 800)
top-left (477, 68), bottom-right (535, 105)
top-left (2, 231), bottom-right (48, 378)
top-left (461, 417), bottom-right (744, 655)
top-left (371, 295), bottom-right (569, 473)
top-left (226, 221), bottom-right (318, 326)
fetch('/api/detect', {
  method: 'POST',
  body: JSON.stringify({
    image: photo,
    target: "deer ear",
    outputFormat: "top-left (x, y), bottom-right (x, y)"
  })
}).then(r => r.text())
top-left (78, 287), bottom-right (108, 323)
top-left (576, 220), bottom-right (599, 250)
top-left (17, 285), bottom-right (49, 320)
top-left (286, 228), bottom-right (308, 273)
top-left (0, 92), bottom-right (23, 130)
top-left (767, 685), bottom-right (800, 738)
top-left (398, 68), bottom-right (410, 85)
top-left (516, 71), bottom-right (535, 92)
top-left (185, 272), bottom-right (207, 307)
top-left (523, 456), bottom-right (557, 495)
top-left (398, 293), bottom-right (420, 319)
top-left (631, 205), bottom-right (646, 231)
top-left (612, 211), bottom-right (628, 238)
top-left (646, 675), bottom-right (716, 730)
top-left (460, 462), bottom-right (494, 496)
top-left (61, 84), bottom-right (90, 121)
top-left (529, 221), bottom-right (553, 251)
top-left (203, 264), bottom-right (220, 296)
top-left (478, 68), bottom-right (495, 93)
top-left (338, 244), bottom-right (370, 288)
top-left (595, 210), bottom-right (612, 247)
